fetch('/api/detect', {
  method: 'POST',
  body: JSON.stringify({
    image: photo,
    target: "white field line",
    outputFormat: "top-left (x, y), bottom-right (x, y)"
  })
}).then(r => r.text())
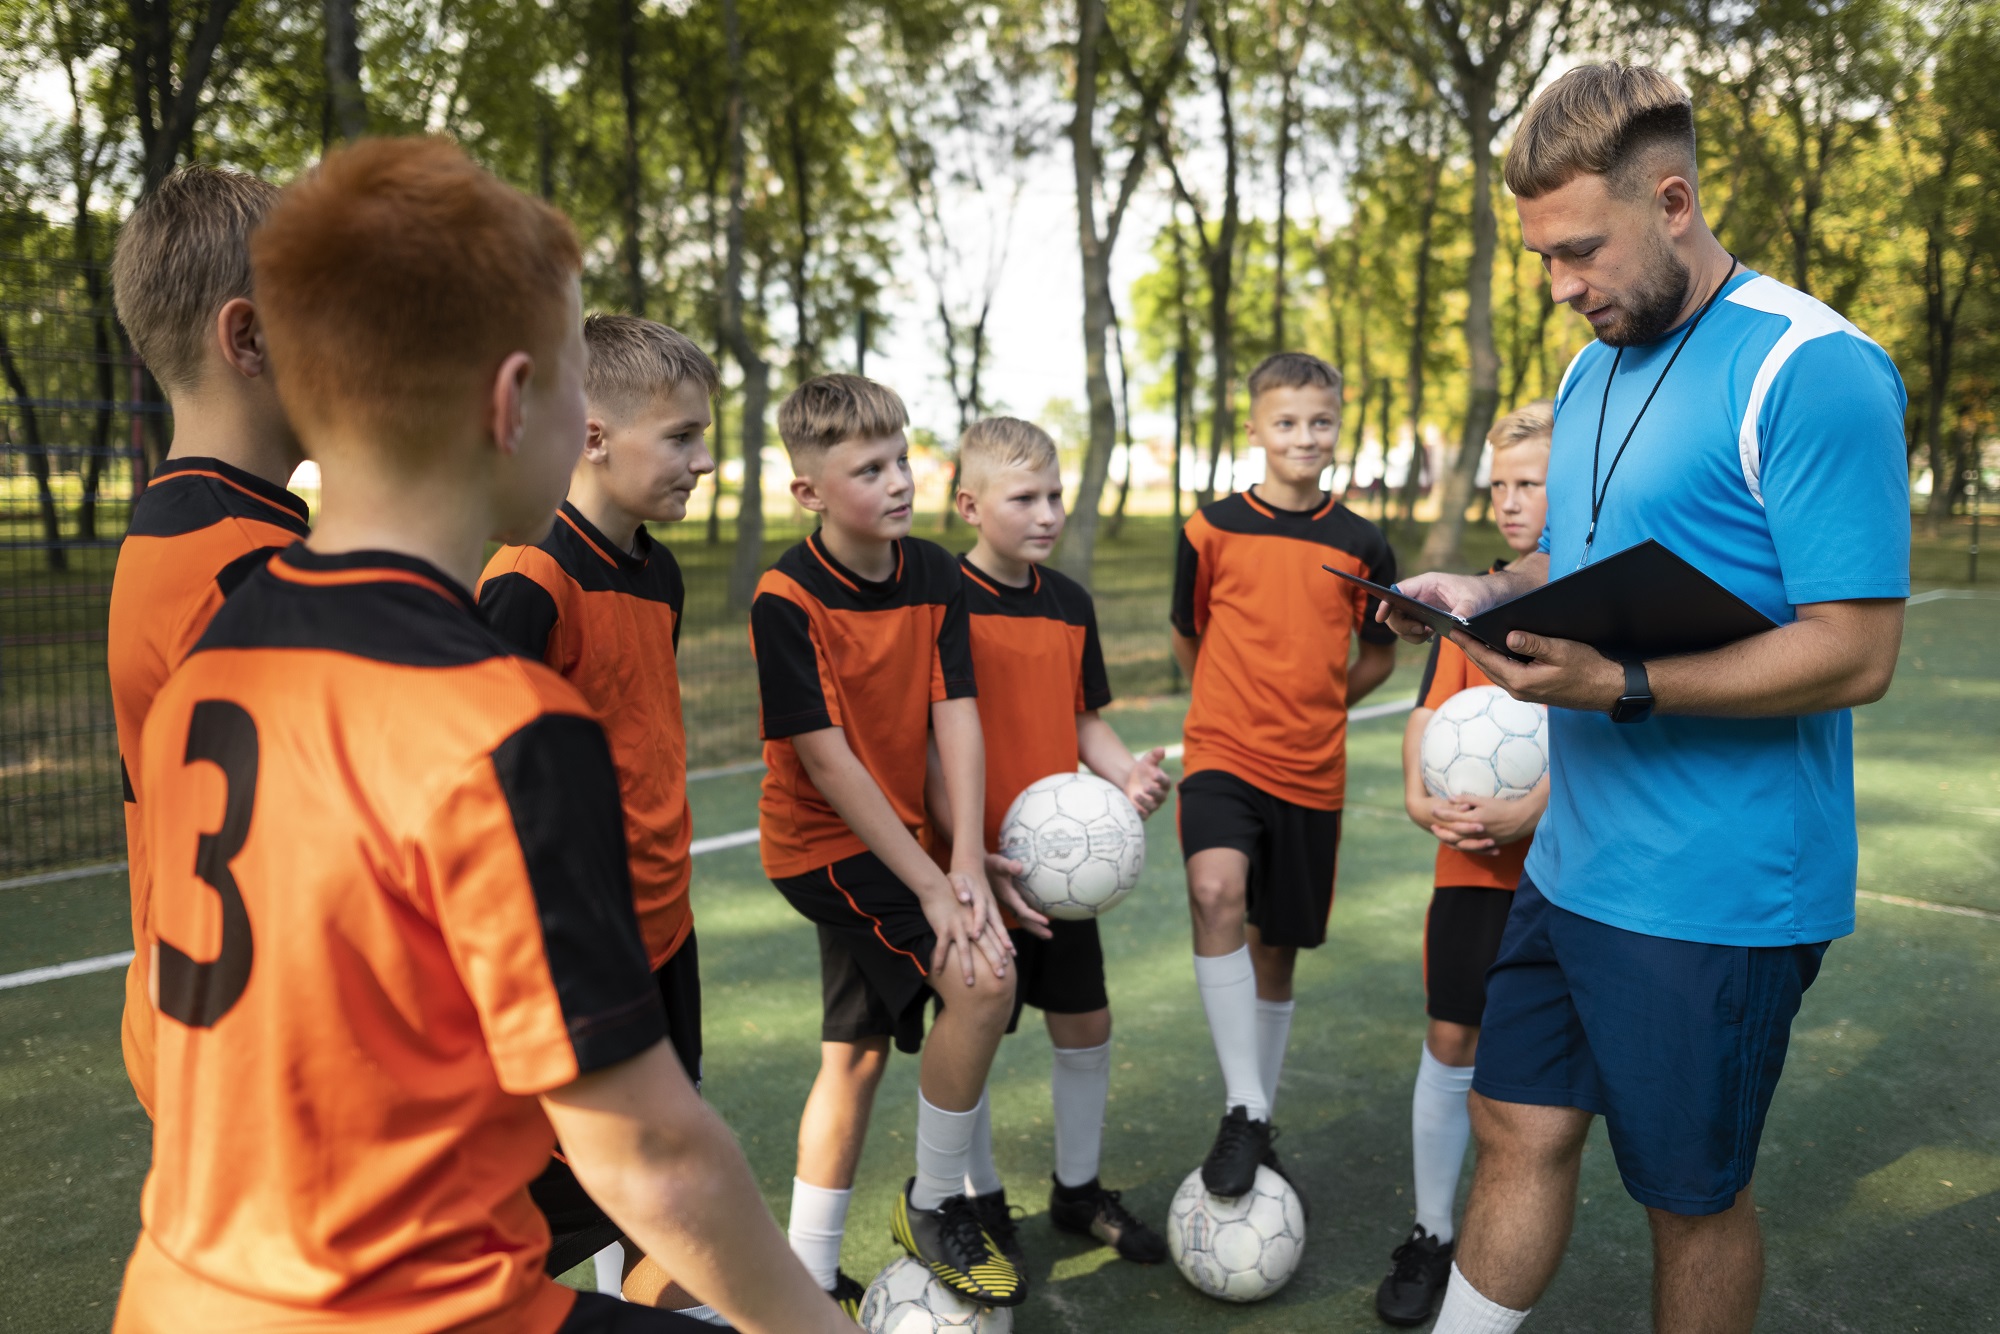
top-left (0, 693), bottom-right (1419, 993)
top-left (1857, 890), bottom-right (2000, 924)
top-left (1906, 587), bottom-right (2000, 606)
top-left (0, 861), bottom-right (127, 892)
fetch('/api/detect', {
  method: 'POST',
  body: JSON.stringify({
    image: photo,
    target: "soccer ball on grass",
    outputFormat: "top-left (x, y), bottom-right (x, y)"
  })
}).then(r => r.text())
top-left (1419, 683), bottom-right (1549, 801)
top-left (859, 1256), bottom-right (1013, 1333)
top-left (1165, 1164), bottom-right (1307, 1303)
top-left (997, 772), bottom-right (1146, 921)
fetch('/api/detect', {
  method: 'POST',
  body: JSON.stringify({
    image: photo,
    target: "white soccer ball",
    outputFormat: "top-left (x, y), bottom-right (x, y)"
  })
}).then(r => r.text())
top-left (997, 771), bottom-right (1146, 921)
top-left (1420, 683), bottom-right (1549, 801)
top-left (859, 1256), bottom-right (1014, 1334)
top-left (1166, 1164), bottom-right (1307, 1303)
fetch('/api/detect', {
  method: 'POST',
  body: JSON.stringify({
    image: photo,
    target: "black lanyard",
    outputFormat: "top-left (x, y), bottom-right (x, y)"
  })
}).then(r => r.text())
top-left (1581, 257), bottom-right (1740, 566)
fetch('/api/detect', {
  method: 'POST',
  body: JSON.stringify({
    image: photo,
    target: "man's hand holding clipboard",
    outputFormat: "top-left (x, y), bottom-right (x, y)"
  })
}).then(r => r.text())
top-left (1327, 554), bottom-right (1632, 714)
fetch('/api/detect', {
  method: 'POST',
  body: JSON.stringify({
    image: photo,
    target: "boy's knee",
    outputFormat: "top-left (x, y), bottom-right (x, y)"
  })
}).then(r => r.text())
top-left (820, 1038), bottom-right (890, 1089)
top-left (1186, 869), bottom-right (1246, 916)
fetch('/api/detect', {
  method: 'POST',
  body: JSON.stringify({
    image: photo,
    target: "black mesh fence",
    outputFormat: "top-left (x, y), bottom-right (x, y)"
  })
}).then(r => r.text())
top-left (0, 222), bottom-right (163, 878)
top-left (0, 228), bottom-right (1182, 878)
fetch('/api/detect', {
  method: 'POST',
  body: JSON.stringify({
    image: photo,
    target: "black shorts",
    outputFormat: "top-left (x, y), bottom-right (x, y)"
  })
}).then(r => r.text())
top-left (559, 1290), bottom-right (718, 1331)
top-left (534, 934), bottom-right (704, 1273)
top-left (776, 852), bottom-right (938, 1055)
top-left (1424, 885), bottom-right (1516, 1026)
top-left (1007, 917), bottom-right (1109, 1031)
top-left (1177, 770), bottom-right (1343, 949)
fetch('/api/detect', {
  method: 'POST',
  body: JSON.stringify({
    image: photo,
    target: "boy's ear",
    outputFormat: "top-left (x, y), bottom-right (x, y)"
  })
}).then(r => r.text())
top-left (789, 474), bottom-right (825, 513)
top-left (582, 417), bottom-right (612, 463)
top-left (215, 298), bottom-right (267, 380)
top-left (487, 351), bottom-right (535, 456)
top-left (953, 487), bottom-right (979, 527)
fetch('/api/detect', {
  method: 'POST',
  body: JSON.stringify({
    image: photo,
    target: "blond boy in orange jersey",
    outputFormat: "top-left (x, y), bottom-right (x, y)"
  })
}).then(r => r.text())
top-left (1375, 402), bottom-right (1553, 1326)
top-left (104, 165), bottom-right (308, 1118)
top-left (115, 137), bottom-right (850, 1334)
top-left (1169, 351), bottom-right (1399, 1203)
top-left (479, 315), bottom-right (722, 1314)
top-left (925, 415), bottom-right (1174, 1269)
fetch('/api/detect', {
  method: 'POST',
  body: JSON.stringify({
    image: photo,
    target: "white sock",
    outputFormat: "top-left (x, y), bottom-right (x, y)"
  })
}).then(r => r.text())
top-left (1412, 1044), bottom-right (1477, 1243)
top-left (912, 1092), bottom-right (978, 1210)
top-left (1433, 1262), bottom-right (1531, 1333)
top-left (1051, 1041), bottom-right (1111, 1188)
top-left (786, 1178), bottom-right (851, 1290)
top-left (592, 1242), bottom-right (625, 1301)
top-left (964, 1087), bottom-right (1003, 1197)
top-left (1255, 999), bottom-right (1295, 1116)
top-left (1194, 947), bottom-right (1268, 1120)
top-left (670, 1305), bottom-right (730, 1326)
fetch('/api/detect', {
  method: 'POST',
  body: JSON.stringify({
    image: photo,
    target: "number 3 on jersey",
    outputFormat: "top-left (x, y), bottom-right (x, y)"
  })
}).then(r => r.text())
top-left (155, 699), bottom-right (259, 1028)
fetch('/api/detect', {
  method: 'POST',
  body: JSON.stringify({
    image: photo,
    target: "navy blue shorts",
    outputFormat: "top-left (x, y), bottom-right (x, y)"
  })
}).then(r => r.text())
top-left (1473, 877), bottom-right (1828, 1216)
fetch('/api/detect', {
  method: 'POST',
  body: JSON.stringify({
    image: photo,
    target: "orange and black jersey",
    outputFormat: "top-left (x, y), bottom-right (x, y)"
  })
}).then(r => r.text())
top-left (750, 533), bottom-right (976, 879)
top-left (1171, 489), bottom-right (1397, 811)
top-left (478, 502), bottom-right (694, 968)
top-left (116, 544), bottom-right (662, 1334)
top-left (1416, 559), bottom-right (1528, 893)
top-left (957, 556), bottom-right (1110, 852)
top-left (106, 455), bottom-right (310, 1117)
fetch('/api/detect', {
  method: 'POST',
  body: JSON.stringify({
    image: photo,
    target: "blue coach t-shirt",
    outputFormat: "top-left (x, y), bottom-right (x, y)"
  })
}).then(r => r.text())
top-left (1524, 269), bottom-right (1909, 947)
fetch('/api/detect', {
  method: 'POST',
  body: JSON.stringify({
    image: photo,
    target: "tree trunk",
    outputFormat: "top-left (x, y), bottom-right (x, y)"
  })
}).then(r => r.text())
top-left (1420, 103), bottom-right (1504, 572)
top-left (617, 0), bottom-right (646, 315)
top-left (1395, 143), bottom-right (1442, 525)
top-left (1108, 301), bottom-right (1136, 537)
top-left (1058, 0), bottom-right (1119, 585)
top-left (719, 0), bottom-right (768, 610)
top-left (126, 0), bottom-right (244, 194)
top-left (785, 102), bottom-right (817, 378)
top-left (0, 324), bottom-right (67, 571)
top-left (1272, 52), bottom-right (1295, 350)
top-left (323, 0), bottom-right (367, 142)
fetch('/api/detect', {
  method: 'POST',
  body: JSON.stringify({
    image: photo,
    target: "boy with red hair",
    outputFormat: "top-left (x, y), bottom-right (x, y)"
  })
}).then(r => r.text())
top-left (115, 138), bottom-right (850, 1334)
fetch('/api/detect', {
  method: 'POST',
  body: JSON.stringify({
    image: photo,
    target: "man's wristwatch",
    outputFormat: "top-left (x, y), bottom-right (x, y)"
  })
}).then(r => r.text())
top-left (1610, 660), bottom-right (1653, 724)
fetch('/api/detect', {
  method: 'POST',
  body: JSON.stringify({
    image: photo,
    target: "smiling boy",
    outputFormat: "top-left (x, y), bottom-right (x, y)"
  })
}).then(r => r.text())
top-left (750, 375), bottom-right (1023, 1311)
top-left (1169, 351), bottom-right (1399, 1202)
top-left (477, 314), bottom-right (720, 1314)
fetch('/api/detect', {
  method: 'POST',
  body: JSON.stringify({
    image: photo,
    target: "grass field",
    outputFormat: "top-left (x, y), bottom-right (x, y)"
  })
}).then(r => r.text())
top-left (2, 592), bottom-right (1996, 1331)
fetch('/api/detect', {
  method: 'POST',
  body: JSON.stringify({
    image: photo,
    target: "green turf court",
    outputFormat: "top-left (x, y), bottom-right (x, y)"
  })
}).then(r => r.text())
top-left (2, 597), bottom-right (1996, 1331)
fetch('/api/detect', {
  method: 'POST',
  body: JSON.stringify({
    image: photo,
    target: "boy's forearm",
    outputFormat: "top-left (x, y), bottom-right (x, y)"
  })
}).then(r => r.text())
top-left (930, 697), bottom-right (986, 863)
top-left (1402, 708), bottom-right (1434, 826)
top-left (1349, 639), bottom-right (1397, 705)
top-left (794, 727), bottom-right (950, 903)
top-left (1076, 712), bottom-right (1134, 788)
top-left (547, 1046), bottom-right (850, 1334)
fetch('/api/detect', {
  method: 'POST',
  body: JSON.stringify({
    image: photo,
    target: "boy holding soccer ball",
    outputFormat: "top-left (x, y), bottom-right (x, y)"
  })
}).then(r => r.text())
top-left (927, 416), bottom-right (1174, 1268)
top-left (1374, 401), bottom-right (1553, 1327)
top-left (1170, 352), bottom-right (1399, 1202)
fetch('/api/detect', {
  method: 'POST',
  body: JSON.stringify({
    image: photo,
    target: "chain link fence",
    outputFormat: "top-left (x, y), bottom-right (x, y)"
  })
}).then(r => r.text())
top-left (0, 232), bottom-right (1182, 878)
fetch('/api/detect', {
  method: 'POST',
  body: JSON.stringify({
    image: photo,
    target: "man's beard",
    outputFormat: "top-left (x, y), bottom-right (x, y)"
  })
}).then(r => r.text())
top-left (1593, 237), bottom-right (1692, 347)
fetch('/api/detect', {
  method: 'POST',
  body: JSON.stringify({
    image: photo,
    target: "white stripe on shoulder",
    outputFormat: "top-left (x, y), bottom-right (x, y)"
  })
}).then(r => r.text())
top-left (1553, 343), bottom-right (1592, 410)
top-left (1723, 274), bottom-right (1879, 506)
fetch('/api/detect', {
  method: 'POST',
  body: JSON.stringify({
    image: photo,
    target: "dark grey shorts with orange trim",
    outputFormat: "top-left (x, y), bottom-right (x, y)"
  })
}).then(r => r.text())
top-left (776, 851), bottom-right (937, 1054)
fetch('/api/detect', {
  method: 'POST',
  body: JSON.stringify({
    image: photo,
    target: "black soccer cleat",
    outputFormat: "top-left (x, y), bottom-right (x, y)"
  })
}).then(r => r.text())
top-left (1262, 1144), bottom-right (1311, 1223)
top-left (969, 1187), bottom-right (1029, 1272)
top-left (890, 1178), bottom-right (1026, 1307)
top-left (1048, 1176), bottom-right (1167, 1265)
top-left (1201, 1105), bottom-right (1274, 1198)
top-left (826, 1268), bottom-right (865, 1320)
top-left (1374, 1224), bottom-right (1455, 1327)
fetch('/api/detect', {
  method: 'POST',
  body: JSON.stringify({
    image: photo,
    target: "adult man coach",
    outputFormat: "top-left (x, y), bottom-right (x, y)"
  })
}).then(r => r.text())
top-left (1383, 64), bottom-right (1909, 1333)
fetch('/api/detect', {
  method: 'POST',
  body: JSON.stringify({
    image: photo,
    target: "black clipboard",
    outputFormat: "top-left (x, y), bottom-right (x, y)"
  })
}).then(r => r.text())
top-left (1326, 539), bottom-right (1778, 661)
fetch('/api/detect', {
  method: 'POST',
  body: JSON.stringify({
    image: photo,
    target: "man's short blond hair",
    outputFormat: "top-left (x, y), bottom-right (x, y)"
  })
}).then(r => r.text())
top-left (1489, 400), bottom-right (1554, 452)
top-left (776, 373), bottom-right (908, 466)
top-left (583, 314), bottom-right (720, 420)
top-left (111, 164), bottom-right (280, 394)
top-left (1504, 63), bottom-right (1696, 201)
top-left (957, 416), bottom-right (1060, 496)
top-left (1247, 351), bottom-right (1343, 403)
